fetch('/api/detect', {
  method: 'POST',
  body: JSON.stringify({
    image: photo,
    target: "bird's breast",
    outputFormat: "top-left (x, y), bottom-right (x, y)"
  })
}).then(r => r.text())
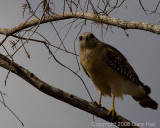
top-left (80, 48), bottom-right (105, 72)
top-left (80, 48), bottom-right (113, 94)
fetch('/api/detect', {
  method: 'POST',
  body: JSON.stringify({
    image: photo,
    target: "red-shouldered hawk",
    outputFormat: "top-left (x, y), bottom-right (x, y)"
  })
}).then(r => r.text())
top-left (79, 32), bottom-right (158, 119)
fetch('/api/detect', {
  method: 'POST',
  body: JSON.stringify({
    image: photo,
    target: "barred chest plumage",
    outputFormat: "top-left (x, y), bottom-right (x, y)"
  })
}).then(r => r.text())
top-left (80, 48), bottom-right (120, 96)
top-left (80, 48), bottom-right (106, 72)
top-left (80, 47), bottom-right (145, 98)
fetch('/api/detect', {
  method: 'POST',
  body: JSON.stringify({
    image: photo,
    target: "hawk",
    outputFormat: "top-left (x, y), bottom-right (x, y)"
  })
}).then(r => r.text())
top-left (79, 32), bottom-right (158, 118)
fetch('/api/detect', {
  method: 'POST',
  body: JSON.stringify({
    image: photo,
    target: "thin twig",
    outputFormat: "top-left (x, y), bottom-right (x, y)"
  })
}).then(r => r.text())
top-left (11, 0), bottom-right (51, 57)
top-left (0, 99), bottom-right (24, 126)
top-left (50, 22), bottom-right (67, 52)
top-left (12, 34), bottom-right (79, 56)
top-left (0, 35), bottom-right (8, 46)
top-left (5, 70), bottom-right (11, 86)
top-left (138, 0), bottom-right (148, 15)
top-left (0, 90), bottom-right (6, 107)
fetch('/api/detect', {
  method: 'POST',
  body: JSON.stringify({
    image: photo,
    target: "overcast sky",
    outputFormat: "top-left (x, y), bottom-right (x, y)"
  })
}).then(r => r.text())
top-left (0, 0), bottom-right (160, 128)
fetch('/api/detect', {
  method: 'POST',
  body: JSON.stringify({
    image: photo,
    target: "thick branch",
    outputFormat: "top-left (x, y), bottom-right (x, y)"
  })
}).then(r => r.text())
top-left (0, 12), bottom-right (160, 36)
top-left (0, 53), bottom-right (139, 128)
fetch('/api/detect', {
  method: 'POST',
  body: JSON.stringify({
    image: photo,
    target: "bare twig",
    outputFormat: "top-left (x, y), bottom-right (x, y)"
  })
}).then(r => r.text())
top-left (0, 35), bottom-right (8, 46)
top-left (138, 0), bottom-right (148, 15)
top-left (0, 12), bottom-right (160, 36)
top-left (0, 99), bottom-right (24, 126)
top-left (149, 0), bottom-right (160, 15)
top-left (49, 22), bottom-right (67, 52)
top-left (11, 0), bottom-right (51, 57)
top-left (12, 34), bottom-right (79, 56)
top-left (0, 90), bottom-right (6, 107)
top-left (5, 70), bottom-right (11, 86)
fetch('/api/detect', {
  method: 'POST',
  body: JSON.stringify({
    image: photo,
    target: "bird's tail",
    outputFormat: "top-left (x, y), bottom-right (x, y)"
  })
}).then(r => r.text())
top-left (132, 95), bottom-right (158, 110)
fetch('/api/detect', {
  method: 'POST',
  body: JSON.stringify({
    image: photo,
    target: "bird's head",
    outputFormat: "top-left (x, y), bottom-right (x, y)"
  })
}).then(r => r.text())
top-left (78, 32), bottom-right (98, 49)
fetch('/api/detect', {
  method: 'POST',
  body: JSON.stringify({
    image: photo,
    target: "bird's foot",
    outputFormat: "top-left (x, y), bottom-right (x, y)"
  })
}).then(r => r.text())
top-left (91, 101), bottom-right (101, 107)
top-left (107, 106), bottom-right (118, 120)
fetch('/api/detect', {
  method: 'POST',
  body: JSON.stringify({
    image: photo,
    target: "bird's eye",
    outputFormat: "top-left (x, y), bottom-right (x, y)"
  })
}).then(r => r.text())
top-left (90, 33), bottom-right (94, 38)
top-left (79, 36), bottom-right (82, 41)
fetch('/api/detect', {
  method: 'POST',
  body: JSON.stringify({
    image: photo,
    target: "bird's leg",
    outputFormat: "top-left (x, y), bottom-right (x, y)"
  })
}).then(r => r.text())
top-left (98, 91), bottom-right (102, 106)
top-left (107, 93), bottom-right (118, 120)
top-left (91, 91), bottom-right (102, 107)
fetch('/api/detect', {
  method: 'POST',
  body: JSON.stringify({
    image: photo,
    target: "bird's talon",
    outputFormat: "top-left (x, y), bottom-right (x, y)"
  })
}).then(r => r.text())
top-left (91, 101), bottom-right (101, 107)
top-left (98, 103), bottom-right (101, 106)
top-left (107, 106), bottom-right (118, 120)
top-left (98, 102), bottom-right (101, 106)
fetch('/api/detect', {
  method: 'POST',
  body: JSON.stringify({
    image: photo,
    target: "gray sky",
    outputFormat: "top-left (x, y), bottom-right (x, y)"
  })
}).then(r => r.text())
top-left (0, 0), bottom-right (160, 128)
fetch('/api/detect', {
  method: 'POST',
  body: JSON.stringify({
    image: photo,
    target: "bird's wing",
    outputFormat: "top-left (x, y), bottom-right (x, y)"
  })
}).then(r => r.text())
top-left (104, 43), bottom-right (143, 86)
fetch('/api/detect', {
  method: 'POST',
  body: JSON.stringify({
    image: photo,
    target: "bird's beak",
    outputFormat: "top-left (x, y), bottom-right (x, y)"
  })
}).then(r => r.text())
top-left (83, 33), bottom-right (88, 38)
top-left (83, 33), bottom-right (89, 41)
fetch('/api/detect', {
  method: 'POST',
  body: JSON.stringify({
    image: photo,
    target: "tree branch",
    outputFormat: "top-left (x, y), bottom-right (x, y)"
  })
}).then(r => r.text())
top-left (0, 12), bottom-right (160, 37)
top-left (0, 53), bottom-right (139, 128)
